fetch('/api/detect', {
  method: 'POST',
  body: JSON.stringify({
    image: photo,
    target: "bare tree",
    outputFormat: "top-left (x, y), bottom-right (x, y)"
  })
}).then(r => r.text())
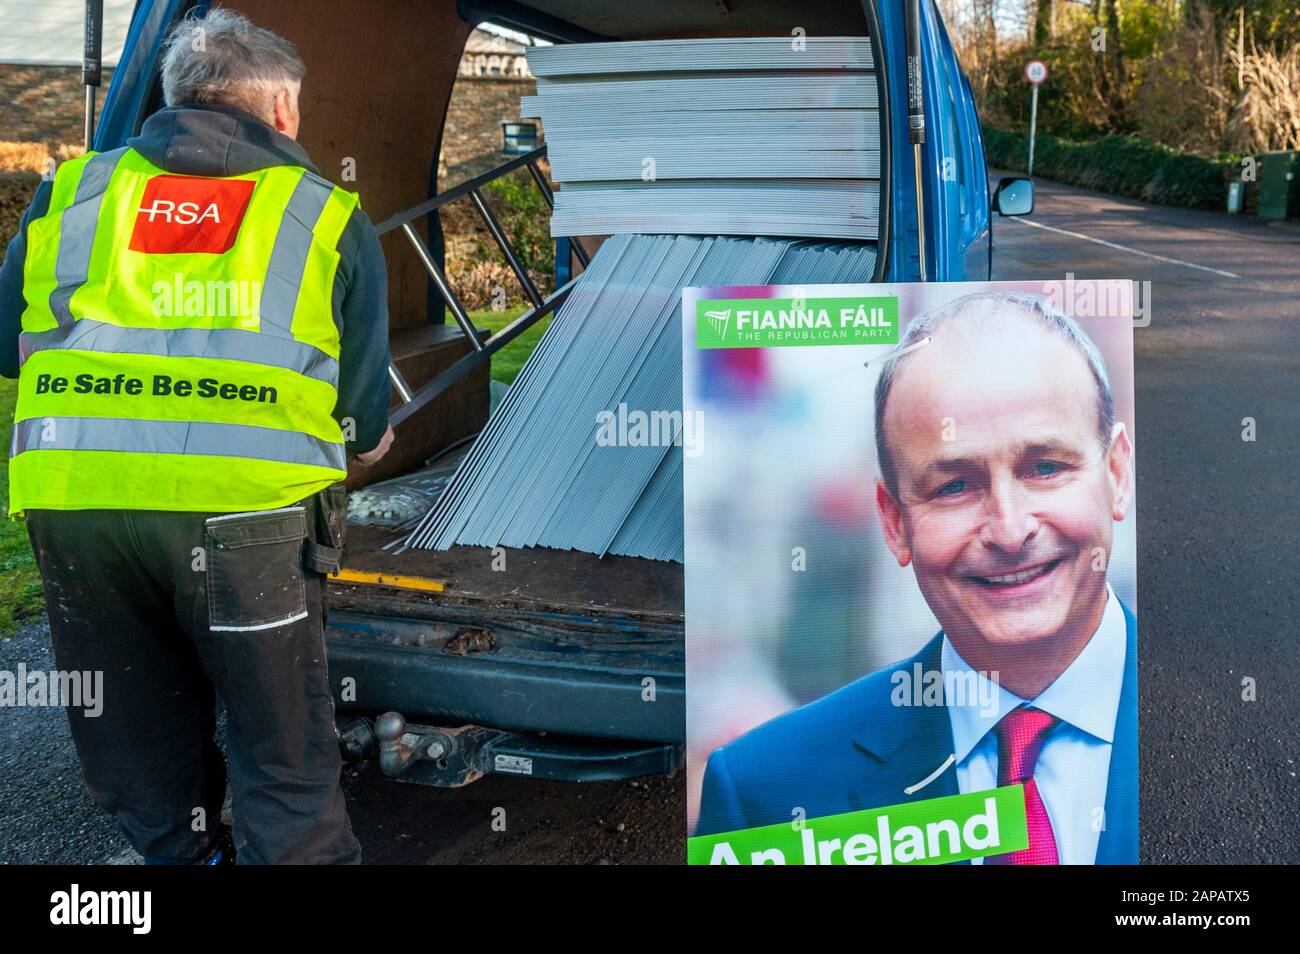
top-left (1228, 40), bottom-right (1300, 151)
top-left (1135, 5), bottom-right (1231, 151)
top-left (1032, 0), bottom-right (1054, 46)
top-left (1092, 0), bottom-right (1128, 126)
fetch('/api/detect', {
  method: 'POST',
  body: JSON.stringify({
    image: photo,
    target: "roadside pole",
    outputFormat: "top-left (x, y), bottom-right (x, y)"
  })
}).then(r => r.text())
top-left (1025, 59), bottom-right (1048, 178)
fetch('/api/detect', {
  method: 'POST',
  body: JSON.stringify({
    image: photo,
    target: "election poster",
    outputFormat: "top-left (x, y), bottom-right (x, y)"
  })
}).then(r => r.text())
top-left (684, 280), bottom-right (1137, 866)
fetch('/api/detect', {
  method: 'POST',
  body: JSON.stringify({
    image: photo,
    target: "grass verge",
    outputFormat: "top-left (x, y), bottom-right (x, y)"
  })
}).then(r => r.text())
top-left (0, 376), bottom-right (44, 635)
top-left (472, 304), bottom-right (551, 385)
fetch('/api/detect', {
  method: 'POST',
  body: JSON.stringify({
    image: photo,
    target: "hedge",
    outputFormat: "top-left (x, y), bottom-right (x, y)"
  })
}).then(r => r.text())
top-left (982, 127), bottom-right (1238, 212)
top-left (1, 172), bottom-right (40, 249)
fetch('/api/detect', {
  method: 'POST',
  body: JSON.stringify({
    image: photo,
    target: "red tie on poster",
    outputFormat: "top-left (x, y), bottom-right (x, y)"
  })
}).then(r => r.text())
top-left (988, 707), bottom-right (1061, 865)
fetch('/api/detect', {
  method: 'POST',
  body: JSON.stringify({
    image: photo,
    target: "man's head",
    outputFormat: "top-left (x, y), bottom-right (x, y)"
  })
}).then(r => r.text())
top-left (874, 292), bottom-right (1133, 674)
top-left (161, 9), bottom-right (305, 139)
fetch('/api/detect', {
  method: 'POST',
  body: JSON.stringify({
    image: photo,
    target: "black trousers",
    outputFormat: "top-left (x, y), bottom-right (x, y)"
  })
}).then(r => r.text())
top-left (25, 490), bottom-right (361, 865)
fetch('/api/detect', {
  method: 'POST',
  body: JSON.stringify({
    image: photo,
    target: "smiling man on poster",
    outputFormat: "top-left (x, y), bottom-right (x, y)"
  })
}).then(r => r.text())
top-left (695, 291), bottom-right (1137, 864)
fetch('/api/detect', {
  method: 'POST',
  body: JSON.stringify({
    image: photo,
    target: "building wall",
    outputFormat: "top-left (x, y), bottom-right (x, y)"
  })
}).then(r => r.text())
top-left (440, 76), bottom-right (538, 172)
top-left (0, 19), bottom-right (538, 188)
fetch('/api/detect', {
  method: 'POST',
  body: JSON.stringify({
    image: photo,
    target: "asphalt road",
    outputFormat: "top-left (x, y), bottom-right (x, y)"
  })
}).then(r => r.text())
top-left (0, 612), bottom-right (684, 865)
top-left (1, 174), bottom-right (1296, 865)
top-left (989, 173), bottom-right (1300, 863)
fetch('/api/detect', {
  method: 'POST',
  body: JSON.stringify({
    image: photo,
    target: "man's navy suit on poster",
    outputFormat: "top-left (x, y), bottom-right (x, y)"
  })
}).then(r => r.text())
top-left (695, 604), bottom-right (1138, 864)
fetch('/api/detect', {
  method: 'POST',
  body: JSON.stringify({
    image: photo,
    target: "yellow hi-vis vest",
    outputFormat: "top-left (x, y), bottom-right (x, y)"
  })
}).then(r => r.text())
top-left (8, 146), bottom-right (360, 516)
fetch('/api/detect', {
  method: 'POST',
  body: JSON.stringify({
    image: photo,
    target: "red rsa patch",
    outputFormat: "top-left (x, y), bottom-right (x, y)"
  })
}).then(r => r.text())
top-left (128, 175), bottom-right (256, 254)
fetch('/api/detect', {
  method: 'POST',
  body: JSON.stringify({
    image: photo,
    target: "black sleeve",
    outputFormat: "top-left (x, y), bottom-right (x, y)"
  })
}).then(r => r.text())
top-left (332, 206), bottom-right (392, 454)
top-left (0, 179), bottom-right (53, 379)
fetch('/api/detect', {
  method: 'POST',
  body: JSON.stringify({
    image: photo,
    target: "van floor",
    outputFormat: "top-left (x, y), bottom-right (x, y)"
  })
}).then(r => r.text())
top-left (330, 524), bottom-right (684, 621)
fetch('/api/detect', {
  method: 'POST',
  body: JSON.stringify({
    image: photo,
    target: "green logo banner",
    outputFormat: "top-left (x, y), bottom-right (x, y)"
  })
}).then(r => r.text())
top-left (687, 785), bottom-right (1029, 865)
top-left (695, 296), bottom-right (900, 349)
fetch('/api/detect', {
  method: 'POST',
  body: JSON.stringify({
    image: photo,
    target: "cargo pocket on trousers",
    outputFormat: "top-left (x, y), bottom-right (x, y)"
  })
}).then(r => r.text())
top-left (204, 506), bottom-right (309, 632)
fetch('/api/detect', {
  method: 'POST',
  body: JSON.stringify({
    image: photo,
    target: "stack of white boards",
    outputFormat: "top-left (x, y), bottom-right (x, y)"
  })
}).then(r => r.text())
top-left (402, 233), bottom-right (877, 561)
top-left (521, 36), bottom-right (881, 241)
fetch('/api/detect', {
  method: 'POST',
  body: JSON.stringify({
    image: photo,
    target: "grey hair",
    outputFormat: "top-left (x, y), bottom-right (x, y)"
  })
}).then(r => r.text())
top-left (161, 8), bottom-right (305, 120)
top-left (874, 291), bottom-right (1115, 495)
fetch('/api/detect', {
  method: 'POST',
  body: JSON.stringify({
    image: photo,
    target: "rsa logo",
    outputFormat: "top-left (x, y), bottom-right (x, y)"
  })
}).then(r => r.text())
top-left (128, 175), bottom-right (256, 254)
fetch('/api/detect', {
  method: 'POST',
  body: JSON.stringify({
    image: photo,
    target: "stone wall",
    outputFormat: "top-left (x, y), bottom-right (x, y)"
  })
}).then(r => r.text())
top-left (440, 75), bottom-right (539, 181)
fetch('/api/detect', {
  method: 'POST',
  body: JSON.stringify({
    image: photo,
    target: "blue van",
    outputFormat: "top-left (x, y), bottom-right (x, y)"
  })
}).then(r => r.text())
top-left (83, 0), bottom-right (1032, 786)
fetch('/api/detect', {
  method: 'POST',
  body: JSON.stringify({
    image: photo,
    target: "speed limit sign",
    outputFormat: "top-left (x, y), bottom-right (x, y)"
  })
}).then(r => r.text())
top-left (1025, 60), bottom-right (1048, 175)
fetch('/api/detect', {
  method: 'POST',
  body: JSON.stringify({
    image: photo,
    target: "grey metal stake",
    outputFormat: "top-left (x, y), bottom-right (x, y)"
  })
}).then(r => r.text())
top-left (82, 0), bottom-right (103, 150)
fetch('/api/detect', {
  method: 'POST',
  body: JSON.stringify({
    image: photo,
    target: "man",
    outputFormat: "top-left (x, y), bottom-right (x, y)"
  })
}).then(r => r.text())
top-left (695, 291), bottom-right (1137, 864)
top-left (0, 9), bottom-right (394, 864)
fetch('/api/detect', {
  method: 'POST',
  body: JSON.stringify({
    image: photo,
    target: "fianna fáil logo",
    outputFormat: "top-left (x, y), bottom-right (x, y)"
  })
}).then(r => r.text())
top-left (696, 296), bottom-right (900, 349)
top-left (704, 308), bottom-right (732, 341)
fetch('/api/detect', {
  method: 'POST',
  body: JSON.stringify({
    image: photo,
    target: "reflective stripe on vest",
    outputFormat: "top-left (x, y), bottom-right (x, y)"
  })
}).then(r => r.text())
top-left (9, 147), bottom-right (360, 516)
top-left (23, 147), bottom-right (126, 332)
top-left (12, 417), bottom-right (344, 471)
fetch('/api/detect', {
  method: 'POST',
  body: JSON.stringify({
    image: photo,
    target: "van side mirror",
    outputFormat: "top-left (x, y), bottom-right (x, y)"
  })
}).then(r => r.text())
top-left (993, 177), bottom-right (1034, 216)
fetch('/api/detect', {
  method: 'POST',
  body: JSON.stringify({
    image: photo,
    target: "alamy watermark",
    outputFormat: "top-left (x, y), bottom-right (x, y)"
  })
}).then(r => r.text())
top-left (1040, 273), bottom-right (1151, 327)
top-left (891, 664), bottom-right (999, 717)
top-left (151, 272), bottom-right (261, 326)
top-left (0, 665), bottom-right (103, 717)
top-left (595, 403), bottom-right (704, 457)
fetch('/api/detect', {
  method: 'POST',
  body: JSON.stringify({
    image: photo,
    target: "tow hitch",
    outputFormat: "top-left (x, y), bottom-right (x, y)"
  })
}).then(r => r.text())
top-left (338, 711), bottom-right (682, 787)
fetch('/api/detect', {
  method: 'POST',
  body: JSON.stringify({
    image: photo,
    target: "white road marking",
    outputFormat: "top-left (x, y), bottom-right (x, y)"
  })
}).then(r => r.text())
top-left (1008, 216), bottom-right (1241, 279)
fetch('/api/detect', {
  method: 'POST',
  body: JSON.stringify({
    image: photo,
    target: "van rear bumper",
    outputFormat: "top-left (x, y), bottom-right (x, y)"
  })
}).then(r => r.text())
top-left (324, 605), bottom-right (685, 744)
